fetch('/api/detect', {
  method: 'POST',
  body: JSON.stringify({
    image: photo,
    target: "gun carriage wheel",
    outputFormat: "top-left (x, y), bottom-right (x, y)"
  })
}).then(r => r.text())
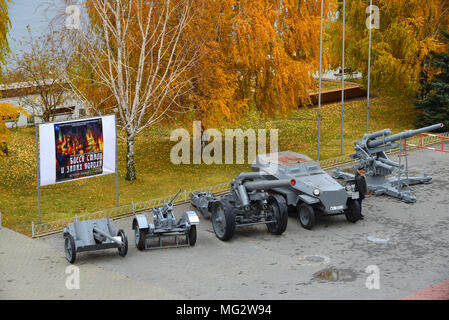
top-left (188, 225), bottom-right (197, 246)
top-left (117, 229), bottom-right (128, 257)
top-left (134, 224), bottom-right (148, 251)
top-left (64, 233), bottom-right (76, 264)
top-left (266, 194), bottom-right (288, 235)
top-left (211, 200), bottom-right (236, 241)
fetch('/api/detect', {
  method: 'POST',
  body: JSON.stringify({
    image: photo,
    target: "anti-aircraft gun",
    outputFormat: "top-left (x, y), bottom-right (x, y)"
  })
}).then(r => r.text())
top-left (190, 173), bottom-right (295, 241)
top-left (132, 189), bottom-right (200, 250)
top-left (333, 123), bottom-right (444, 203)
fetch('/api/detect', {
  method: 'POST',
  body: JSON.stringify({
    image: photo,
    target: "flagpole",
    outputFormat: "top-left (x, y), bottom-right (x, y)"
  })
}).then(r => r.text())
top-left (341, 0), bottom-right (346, 155)
top-left (367, 0), bottom-right (373, 133)
top-left (317, 0), bottom-right (324, 163)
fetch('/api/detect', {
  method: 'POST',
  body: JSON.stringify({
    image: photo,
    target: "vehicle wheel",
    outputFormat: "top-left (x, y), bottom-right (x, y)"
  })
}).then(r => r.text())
top-left (298, 203), bottom-right (316, 230)
top-left (134, 226), bottom-right (148, 251)
top-left (266, 195), bottom-right (288, 235)
top-left (211, 201), bottom-right (235, 241)
top-left (64, 234), bottom-right (76, 264)
top-left (188, 225), bottom-right (197, 246)
top-left (345, 199), bottom-right (361, 223)
top-left (117, 229), bottom-right (128, 257)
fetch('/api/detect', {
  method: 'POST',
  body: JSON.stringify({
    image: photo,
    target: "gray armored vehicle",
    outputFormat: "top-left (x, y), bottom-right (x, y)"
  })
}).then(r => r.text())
top-left (250, 151), bottom-right (361, 229)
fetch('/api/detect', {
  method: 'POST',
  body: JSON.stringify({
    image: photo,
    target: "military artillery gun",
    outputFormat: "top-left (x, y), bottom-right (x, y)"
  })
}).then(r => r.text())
top-left (132, 190), bottom-right (200, 250)
top-left (191, 174), bottom-right (294, 241)
top-left (63, 218), bottom-right (128, 264)
top-left (333, 123), bottom-right (444, 203)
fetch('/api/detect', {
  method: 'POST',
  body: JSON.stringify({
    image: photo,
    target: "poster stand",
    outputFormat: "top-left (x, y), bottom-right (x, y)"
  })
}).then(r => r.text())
top-left (35, 114), bottom-right (119, 225)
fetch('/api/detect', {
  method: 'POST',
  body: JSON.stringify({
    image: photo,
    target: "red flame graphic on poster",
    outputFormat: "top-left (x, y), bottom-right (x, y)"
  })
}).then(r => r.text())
top-left (54, 118), bottom-right (104, 182)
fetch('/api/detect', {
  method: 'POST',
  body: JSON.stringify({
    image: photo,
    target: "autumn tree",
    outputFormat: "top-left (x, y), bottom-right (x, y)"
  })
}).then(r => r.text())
top-left (8, 29), bottom-right (72, 122)
top-left (61, 0), bottom-right (197, 181)
top-left (0, 0), bottom-right (11, 74)
top-left (329, 0), bottom-right (449, 95)
top-left (0, 103), bottom-right (28, 159)
top-left (185, 0), bottom-right (336, 128)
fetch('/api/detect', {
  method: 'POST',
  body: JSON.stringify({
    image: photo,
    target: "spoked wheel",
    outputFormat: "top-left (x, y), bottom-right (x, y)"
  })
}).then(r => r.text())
top-left (266, 195), bottom-right (288, 235)
top-left (298, 203), bottom-right (316, 230)
top-left (345, 199), bottom-right (361, 223)
top-left (64, 234), bottom-right (76, 264)
top-left (117, 229), bottom-right (128, 257)
top-left (134, 226), bottom-right (148, 251)
top-left (211, 201), bottom-right (235, 241)
top-left (188, 225), bottom-right (197, 246)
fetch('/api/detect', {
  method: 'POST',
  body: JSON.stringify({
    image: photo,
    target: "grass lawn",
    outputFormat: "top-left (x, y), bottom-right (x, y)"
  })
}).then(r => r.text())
top-left (0, 93), bottom-right (417, 235)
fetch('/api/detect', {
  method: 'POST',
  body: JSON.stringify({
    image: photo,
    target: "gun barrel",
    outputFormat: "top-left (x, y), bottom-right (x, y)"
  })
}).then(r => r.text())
top-left (169, 189), bottom-right (182, 204)
top-left (365, 129), bottom-right (391, 141)
top-left (243, 179), bottom-right (296, 191)
top-left (238, 172), bottom-right (263, 180)
top-left (367, 123), bottom-right (444, 148)
top-left (377, 157), bottom-right (401, 168)
top-left (93, 227), bottom-right (123, 246)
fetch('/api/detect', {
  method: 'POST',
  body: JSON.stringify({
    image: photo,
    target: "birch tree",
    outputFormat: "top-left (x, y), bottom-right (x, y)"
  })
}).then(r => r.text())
top-left (64, 0), bottom-right (197, 180)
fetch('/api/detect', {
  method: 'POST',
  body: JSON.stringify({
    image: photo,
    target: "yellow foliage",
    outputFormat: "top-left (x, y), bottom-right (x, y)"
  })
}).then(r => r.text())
top-left (330, 0), bottom-right (449, 95)
top-left (186, 0), bottom-right (336, 128)
top-left (0, 103), bottom-right (29, 159)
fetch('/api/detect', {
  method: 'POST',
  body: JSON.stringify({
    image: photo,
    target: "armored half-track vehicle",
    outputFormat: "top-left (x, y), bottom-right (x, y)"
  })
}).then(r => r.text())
top-left (250, 151), bottom-right (361, 229)
top-left (191, 174), bottom-right (294, 241)
top-left (132, 190), bottom-right (200, 250)
top-left (333, 123), bottom-right (443, 203)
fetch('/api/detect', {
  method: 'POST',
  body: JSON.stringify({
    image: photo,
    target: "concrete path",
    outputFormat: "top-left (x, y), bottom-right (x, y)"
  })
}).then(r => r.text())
top-left (1, 148), bottom-right (449, 300)
top-left (0, 227), bottom-right (181, 299)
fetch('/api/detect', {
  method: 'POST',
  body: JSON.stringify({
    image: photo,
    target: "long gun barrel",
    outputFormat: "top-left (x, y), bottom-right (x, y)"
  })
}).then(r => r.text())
top-left (169, 189), bottom-right (182, 205)
top-left (233, 178), bottom-right (296, 208)
top-left (367, 123), bottom-right (444, 149)
top-left (243, 179), bottom-right (296, 191)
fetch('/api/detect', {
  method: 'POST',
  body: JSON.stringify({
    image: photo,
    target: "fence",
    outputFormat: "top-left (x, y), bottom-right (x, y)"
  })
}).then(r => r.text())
top-left (30, 131), bottom-right (448, 238)
top-left (31, 182), bottom-right (229, 238)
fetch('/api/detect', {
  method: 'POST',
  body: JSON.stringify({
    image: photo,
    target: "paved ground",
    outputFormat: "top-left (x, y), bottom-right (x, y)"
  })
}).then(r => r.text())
top-left (1, 148), bottom-right (448, 300)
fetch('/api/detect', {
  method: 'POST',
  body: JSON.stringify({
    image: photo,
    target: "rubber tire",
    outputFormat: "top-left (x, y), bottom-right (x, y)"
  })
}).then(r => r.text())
top-left (211, 201), bottom-right (236, 241)
top-left (345, 199), bottom-right (361, 223)
top-left (266, 195), bottom-right (288, 235)
top-left (298, 203), bottom-right (316, 230)
top-left (117, 229), bottom-right (128, 257)
top-left (134, 226), bottom-right (148, 251)
top-left (64, 234), bottom-right (76, 264)
top-left (189, 225), bottom-right (197, 246)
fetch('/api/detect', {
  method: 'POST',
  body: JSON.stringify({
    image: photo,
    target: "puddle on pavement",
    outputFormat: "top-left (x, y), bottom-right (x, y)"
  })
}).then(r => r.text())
top-left (298, 255), bottom-right (330, 266)
top-left (313, 267), bottom-right (357, 282)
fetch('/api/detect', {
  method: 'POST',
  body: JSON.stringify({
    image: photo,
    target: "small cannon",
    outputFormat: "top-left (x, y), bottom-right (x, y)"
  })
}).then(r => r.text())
top-left (191, 173), bottom-right (294, 241)
top-left (132, 190), bottom-right (200, 250)
top-left (63, 218), bottom-right (128, 264)
top-left (334, 123), bottom-right (444, 203)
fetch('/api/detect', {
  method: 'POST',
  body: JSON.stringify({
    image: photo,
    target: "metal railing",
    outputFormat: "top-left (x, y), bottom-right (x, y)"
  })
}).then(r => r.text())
top-left (31, 182), bottom-right (230, 238)
top-left (31, 131), bottom-right (448, 238)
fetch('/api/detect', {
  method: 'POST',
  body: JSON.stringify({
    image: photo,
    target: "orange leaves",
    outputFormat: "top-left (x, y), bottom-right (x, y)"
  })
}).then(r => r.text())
top-left (0, 0), bottom-right (10, 68)
top-left (187, 0), bottom-right (336, 127)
